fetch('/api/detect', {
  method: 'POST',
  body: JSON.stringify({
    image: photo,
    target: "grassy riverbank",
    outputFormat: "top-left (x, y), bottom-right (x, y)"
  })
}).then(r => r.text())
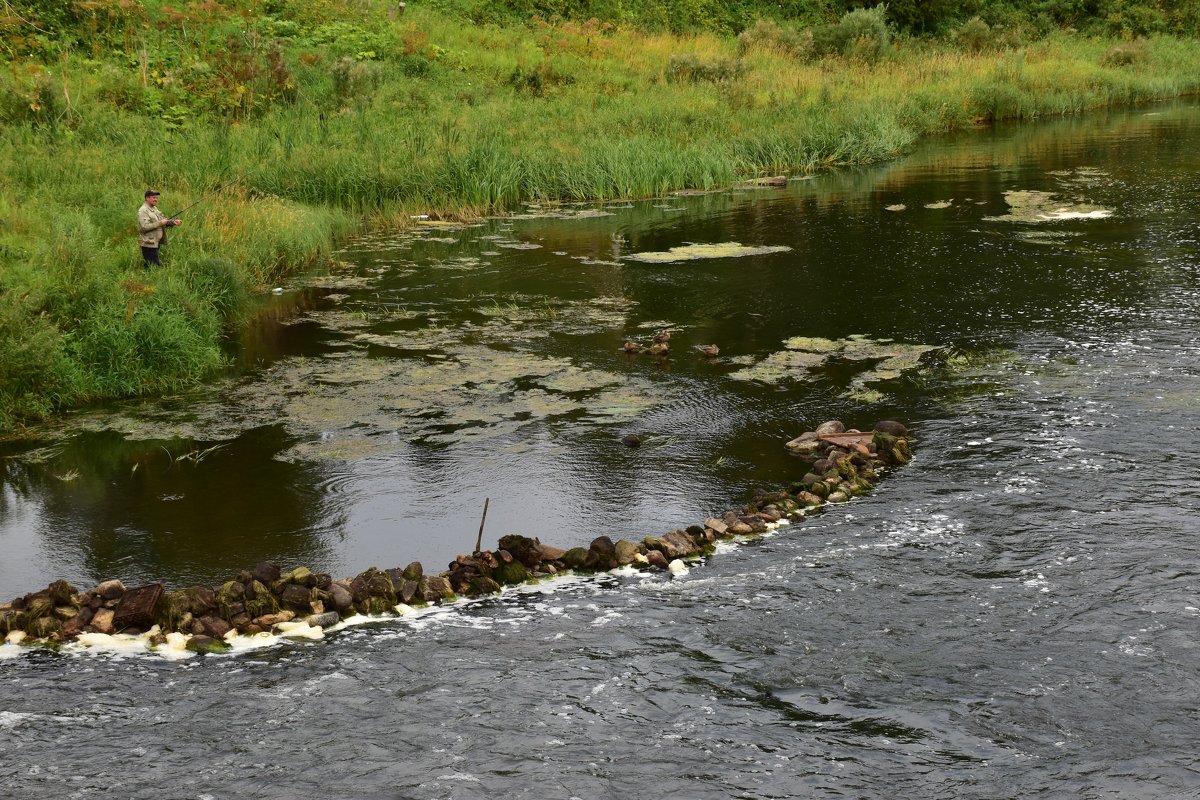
top-left (2, 1), bottom-right (1199, 431)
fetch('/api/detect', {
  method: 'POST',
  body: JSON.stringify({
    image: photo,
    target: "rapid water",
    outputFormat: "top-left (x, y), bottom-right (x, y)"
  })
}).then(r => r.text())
top-left (2, 102), bottom-right (1200, 798)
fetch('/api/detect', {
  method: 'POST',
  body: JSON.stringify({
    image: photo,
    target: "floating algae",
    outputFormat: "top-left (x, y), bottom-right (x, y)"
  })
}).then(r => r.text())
top-left (924, 200), bottom-right (953, 209)
top-left (625, 242), bottom-right (792, 264)
top-left (730, 334), bottom-right (941, 400)
top-left (983, 190), bottom-right (1112, 223)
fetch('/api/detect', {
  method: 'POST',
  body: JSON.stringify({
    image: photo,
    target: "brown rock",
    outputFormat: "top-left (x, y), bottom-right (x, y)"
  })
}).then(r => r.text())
top-left (95, 580), bottom-right (125, 601)
top-left (198, 615), bottom-right (232, 638)
top-left (91, 608), bottom-right (115, 634)
top-left (814, 420), bottom-right (845, 437)
top-left (614, 540), bottom-right (642, 566)
top-left (417, 575), bottom-right (453, 604)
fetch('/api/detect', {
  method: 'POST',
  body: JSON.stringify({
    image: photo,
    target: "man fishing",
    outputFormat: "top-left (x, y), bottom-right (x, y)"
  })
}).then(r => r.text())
top-left (137, 189), bottom-right (180, 268)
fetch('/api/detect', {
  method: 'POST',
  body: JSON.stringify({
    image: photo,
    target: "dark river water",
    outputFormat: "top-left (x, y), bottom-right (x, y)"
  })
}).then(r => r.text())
top-left (3, 102), bottom-right (1200, 798)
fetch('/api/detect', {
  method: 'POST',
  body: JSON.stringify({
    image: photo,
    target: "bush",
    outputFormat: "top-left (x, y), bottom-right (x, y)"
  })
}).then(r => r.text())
top-left (736, 19), bottom-right (814, 58)
top-left (0, 294), bottom-right (82, 427)
top-left (954, 16), bottom-right (995, 52)
top-left (812, 5), bottom-right (890, 63)
top-left (1099, 39), bottom-right (1148, 67)
top-left (330, 56), bottom-right (383, 108)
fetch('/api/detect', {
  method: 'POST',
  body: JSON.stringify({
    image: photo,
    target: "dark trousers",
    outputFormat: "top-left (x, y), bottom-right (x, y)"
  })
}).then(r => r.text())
top-left (141, 246), bottom-right (161, 267)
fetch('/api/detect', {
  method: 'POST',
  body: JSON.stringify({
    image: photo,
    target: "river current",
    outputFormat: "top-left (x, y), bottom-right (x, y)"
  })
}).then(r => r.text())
top-left (2, 103), bottom-right (1200, 798)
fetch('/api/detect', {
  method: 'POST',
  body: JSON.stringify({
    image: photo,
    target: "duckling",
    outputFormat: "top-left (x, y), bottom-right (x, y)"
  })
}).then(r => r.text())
top-left (622, 341), bottom-right (642, 354)
top-left (652, 330), bottom-right (672, 344)
top-left (695, 344), bottom-right (720, 358)
top-left (647, 342), bottom-right (669, 356)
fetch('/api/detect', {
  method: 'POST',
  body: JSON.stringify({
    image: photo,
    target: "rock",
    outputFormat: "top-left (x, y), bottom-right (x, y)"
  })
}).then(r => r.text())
top-left (827, 490), bottom-right (851, 503)
top-left (873, 420), bottom-right (908, 437)
top-left (254, 611), bottom-right (295, 627)
top-left (96, 580), bottom-right (125, 601)
top-left (797, 491), bottom-right (823, 507)
top-left (466, 576), bottom-right (502, 596)
top-left (244, 582), bottom-right (279, 618)
top-left (91, 608), bottom-right (115, 634)
top-left (748, 175), bottom-right (787, 187)
top-left (185, 635), bottom-right (229, 655)
top-left (184, 586), bottom-right (217, 615)
top-left (45, 580), bottom-right (78, 606)
top-left (655, 530), bottom-right (699, 559)
top-left (589, 536), bottom-right (617, 568)
top-left (785, 437), bottom-right (824, 457)
top-left (281, 566), bottom-right (314, 587)
top-left (27, 616), bottom-right (61, 639)
top-left (705, 518), bottom-right (729, 536)
top-left (496, 536), bottom-right (540, 565)
top-left (613, 540), bottom-right (641, 566)
top-left (402, 561), bottom-right (424, 582)
top-left (646, 550), bottom-right (670, 570)
top-left (621, 434), bottom-right (642, 447)
top-left (535, 543), bottom-right (565, 562)
top-left (306, 612), bottom-right (340, 628)
top-left (250, 562), bottom-right (281, 585)
top-left (399, 580), bottom-right (419, 604)
top-left (492, 560), bottom-right (529, 585)
top-left (350, 568), bottom-right (397, 606)
top-left (560, 547), bottom-right (589, 569)
top-left (417, 575), bottom-right (453, 604)
top-left (198, 615), bottom-right (232, 638)
top-left (728, 522), bottom-right (754, 535)
top-left (279, 584), bottom-right (313, 612)
top-left (328, 583), bottom-right (354, 612)
top-left (814, 420), bottom-right (845, 437)
top-left (112, 583), bottom-right (164, 631)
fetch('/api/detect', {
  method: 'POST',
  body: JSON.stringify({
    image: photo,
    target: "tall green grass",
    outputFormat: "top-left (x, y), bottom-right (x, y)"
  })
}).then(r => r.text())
top-left (2, 2), bottom-right (1200, 431)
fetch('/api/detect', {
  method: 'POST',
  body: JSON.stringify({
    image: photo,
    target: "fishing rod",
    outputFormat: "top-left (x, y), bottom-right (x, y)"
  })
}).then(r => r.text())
top-left (165, 176), bottom-right (244, 219)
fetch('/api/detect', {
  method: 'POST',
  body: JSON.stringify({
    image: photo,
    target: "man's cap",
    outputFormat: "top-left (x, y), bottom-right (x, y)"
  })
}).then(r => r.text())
top-left (145, 189), bottom-right (160, 197)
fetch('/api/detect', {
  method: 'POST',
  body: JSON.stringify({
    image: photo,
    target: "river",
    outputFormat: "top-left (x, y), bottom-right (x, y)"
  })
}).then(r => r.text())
top-left (2, 102), bottom-right (1199, 798)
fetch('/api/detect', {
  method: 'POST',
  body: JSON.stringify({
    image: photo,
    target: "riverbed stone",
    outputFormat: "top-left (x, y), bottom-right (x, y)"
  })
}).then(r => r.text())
top-left (186, 635), bottom-right (229, 655)
top-left (91, 608), bottom-right (115, 634)
top-left (328, 582), bottom-right (353, 612)
top-left (655, 530), bottom-right (699, 559)
top-left (198, 615), bottom-right (232, 638)
top-left (492, 560), bottom-right (529, 585)
top-left (561, 547), bottom-right (589, 569)
top-left (417, 575), bottom-right (453, 604)
top-left (614, 539), bottom-right (641, 566)
top-left (351, 568), bottom-right (397, 605)
top-left (96, 580), bottom-right (125, 601)
top-left (827, 490), bottom-right (851, 503)
top-left (535, 543), bottom-right (566, 562)
top-left (646, 550), bottom-right (670, 570)
top-left (27, 616), bottom-right (61, 639)
top-left (184, 586), bottom-right (217, 615)
top-left (45, 580), bottom-right (78, 606)
top-left (254, 611), bottom-right (295, 627)
top-left (873, 420), bottom-right (908, 437)
top-left (815, 420), bottom-right (845, 437)
top-left (280, 583), bottom-right (314, 612)
top-left (398, 580), bottom-right (418, 604)
top-left (250, 562), bottom-right (281, 585)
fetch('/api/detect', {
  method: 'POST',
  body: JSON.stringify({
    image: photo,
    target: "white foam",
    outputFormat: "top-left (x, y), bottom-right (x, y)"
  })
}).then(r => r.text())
top-left (274, 620), bottom-right (325, 640)
top-left (0, 643), bottom-right (21, 660)
top-left (668, 560), bottom-right (689, 576)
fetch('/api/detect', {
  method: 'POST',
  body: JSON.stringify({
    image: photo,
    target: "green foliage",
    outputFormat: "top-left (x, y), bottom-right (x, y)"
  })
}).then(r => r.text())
top-left (812, 5), bottom-right (891, 61)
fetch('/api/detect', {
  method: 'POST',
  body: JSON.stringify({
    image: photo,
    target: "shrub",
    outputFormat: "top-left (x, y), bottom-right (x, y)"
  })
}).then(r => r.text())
top-left (665, 53), bottom-right (744, 84)
top-left (330, 56), bottom-right (383, 108)
top-left (953, 16), bottom-right (996, 52)
top-left (0, 294), bottom-right (82, 426)
top-left (1099, 39), bottom-right (1148, 67)
top-left (736, 18), bottom-right (814, 59)
top-left (812, 4), bottom-right (890, 63)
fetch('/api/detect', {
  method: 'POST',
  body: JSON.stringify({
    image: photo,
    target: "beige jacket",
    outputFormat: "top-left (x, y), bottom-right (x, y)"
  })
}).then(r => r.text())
top-left (137, 202), bottom-right (168, 247)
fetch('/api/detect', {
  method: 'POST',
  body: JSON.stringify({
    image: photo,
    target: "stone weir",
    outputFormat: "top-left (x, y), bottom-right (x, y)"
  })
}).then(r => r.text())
top-left (0, 420), bottom-right (912, 655)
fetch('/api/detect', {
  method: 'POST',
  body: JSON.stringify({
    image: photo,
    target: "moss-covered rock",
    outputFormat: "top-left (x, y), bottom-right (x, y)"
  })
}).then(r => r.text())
top-left (561, 547), bottom-right (590, 569)
top-left (492, 560), bottom-right (529, 585)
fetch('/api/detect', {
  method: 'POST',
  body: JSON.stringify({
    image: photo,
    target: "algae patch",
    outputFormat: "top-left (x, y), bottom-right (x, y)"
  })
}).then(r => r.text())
top-left (730, 334), bottom-right (941, 400)
top-left (626, 242), bottom-right (792, 264)
top-left (984, 190), bottom-right (1112, 223)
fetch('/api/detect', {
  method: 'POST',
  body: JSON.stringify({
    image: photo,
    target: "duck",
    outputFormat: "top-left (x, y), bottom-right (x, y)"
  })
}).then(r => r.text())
top-left (652, 330), bottom-right (672, 344)
top-left (622, 341), bottom-right (642, 354)
top-left (695, 344), bottom-right (720, 358)
top-left (647, 342), bottom-right (669, 356)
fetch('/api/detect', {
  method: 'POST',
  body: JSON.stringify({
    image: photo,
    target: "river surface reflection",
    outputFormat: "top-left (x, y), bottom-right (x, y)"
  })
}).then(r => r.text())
top-left (1, 102), bottom-right (1199, 798)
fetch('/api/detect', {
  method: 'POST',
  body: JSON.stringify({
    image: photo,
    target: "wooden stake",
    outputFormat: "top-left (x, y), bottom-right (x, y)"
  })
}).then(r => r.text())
top-left (475, 497), bottom-right (489, 553)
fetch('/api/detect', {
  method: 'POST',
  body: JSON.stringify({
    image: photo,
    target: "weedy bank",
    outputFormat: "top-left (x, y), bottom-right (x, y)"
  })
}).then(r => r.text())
top-left (1, 0), bottom-right (1199, 430)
